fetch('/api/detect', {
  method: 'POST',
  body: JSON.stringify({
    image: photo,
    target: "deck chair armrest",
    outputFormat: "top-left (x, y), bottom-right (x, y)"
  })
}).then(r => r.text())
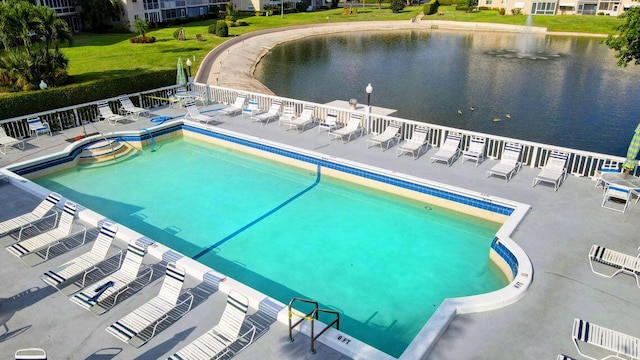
top-left (18, 211), bottom-right (60, 240)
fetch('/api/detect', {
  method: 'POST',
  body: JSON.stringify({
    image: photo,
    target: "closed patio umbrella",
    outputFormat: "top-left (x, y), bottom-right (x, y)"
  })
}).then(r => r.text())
top-left (622, 123), bottom-right (640, 171)
top-left (176, 58), bottom-right (187, 86)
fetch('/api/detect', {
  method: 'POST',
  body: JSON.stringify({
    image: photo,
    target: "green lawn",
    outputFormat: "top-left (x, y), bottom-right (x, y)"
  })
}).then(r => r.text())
top-left (56, 7), bottom-right (623, 83)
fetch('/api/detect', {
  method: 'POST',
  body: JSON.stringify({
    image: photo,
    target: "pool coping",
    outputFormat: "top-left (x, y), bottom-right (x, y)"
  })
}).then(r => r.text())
top-left (1, 119), bottom-right (532, 360)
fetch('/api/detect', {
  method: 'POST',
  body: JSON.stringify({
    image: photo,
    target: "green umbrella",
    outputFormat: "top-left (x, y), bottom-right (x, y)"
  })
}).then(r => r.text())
top-left (176, 58), bottom-right (187, 86)
top-left (622, 123), bottom-right (640, 171)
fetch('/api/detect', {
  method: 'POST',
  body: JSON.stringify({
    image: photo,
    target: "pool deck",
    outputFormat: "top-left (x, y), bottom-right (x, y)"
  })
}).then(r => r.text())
top-left (1, 106), bottom-right (639, 360)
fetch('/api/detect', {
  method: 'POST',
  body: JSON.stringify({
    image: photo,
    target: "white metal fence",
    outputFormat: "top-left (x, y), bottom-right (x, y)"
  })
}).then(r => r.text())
top-left (1, 81), bottom-right (636, 178)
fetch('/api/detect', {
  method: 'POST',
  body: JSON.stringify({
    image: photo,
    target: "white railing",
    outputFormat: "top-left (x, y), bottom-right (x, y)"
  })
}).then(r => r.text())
top-left (1, 82), bottom-right (636, 178)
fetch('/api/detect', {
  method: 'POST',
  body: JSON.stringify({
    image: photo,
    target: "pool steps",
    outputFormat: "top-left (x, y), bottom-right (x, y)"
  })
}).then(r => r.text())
top-left (77, 139), bottom-right (138, 166)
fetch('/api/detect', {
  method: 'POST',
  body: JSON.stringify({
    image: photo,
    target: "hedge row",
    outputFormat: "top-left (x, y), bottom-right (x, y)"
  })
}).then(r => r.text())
top-left (0, 70), bottom-right (175, 120)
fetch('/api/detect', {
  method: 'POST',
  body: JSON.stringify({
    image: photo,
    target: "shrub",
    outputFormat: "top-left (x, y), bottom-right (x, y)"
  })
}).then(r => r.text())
top-left (511, 7), bottom-right (521, 15)
top-left (216, 20), bottom-right (229, 37)
top-left (236, 20), bottom-right (248, 26)
top-left (129, 36), bottom-right (156, 43)
top-left (423, 0), bottom-right (439, 15)
top-left (208, 24), bottom-right (217, 34)
top-left (0, 70), bottom-right (175, 120)
top-left (498, 7), bottom-right (505, 14)
top-left (390, 0), bottom-right (405, 12)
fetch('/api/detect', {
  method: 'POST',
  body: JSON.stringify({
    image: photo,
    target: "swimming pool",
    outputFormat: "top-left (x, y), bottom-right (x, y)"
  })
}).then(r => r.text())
top-left (34, 135), bottom-right (506, 357)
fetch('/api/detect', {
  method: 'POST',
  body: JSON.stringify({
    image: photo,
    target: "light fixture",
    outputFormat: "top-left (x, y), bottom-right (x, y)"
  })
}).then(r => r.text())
top-left (185, 58), bottom-right (192, 79)
top-left (39, 80), bottom-right (48, 90)
top-left (365, 83), bottom-right (373, 107)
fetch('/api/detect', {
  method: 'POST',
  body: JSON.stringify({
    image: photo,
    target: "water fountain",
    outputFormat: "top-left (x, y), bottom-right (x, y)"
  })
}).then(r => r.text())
top-left (486, 14), bottom-right (561, 60)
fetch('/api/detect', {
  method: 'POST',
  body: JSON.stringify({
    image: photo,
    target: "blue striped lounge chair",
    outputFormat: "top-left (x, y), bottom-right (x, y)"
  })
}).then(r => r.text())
top-left (572, 318), bottom-right (639, 360)
top-left (461, 137), bottom-right (486, 166)
top-left (366, 123), bottom-right (401, 151)
top-left (329, 113), bottom-right (364, 143)
top-left (486, 142), bottom-right (523, 182)
top-left (252, 100), bottom-right (281, 125)
top-left (168, 290), bottom-right (256, 360)
top-left (7, 200), bottom-right (87, 264)
top-left (106, 262), bottom-right (193, 347)
top-left (589, 244), bottom-right (640, 287)
top-left (70, 242), bottom-right (151, 315)
top-left (396, 127), bottom-right (430, 160)
top-left (532, 150), bottom-right (569, 191)
top-left (0, 192), bottom-right (61, 238)
top-left (430, 132), bottom-right (462, 166)
top-left (41, 222), bottom-right (120, 294)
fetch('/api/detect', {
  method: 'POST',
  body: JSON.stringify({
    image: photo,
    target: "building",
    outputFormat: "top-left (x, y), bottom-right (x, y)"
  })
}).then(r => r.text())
top-left (478, 0), bottom-right (639, 15)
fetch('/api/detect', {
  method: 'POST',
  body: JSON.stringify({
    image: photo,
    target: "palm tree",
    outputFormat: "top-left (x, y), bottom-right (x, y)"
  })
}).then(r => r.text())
top-left (133, 18), bottom-right (150, 38)
top-left (35, 6), bottom-right (73, 54)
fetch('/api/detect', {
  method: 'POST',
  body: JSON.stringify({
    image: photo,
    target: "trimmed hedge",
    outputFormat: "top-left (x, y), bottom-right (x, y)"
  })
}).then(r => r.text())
top-left (0, 70), bottom-right (174, 120)
top-left (423, 0), bottom-right (440, 15)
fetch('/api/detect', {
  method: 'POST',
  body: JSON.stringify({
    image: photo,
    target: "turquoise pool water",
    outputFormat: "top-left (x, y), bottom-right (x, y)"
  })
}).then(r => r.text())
top-left (36, 137), bottom-right (505, 357)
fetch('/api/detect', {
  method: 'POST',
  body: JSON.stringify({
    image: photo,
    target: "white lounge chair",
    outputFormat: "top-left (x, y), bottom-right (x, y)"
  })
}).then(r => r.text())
top-left (329, 113), bottom-right (364, 143)
top-left (461, 137), bottom-right (486, 166)
top-left (251, 100), bottom-right (281, 125)
top-left (486, 142), bottom-right (523, 182)
top-left (589, 244), bottom-right (640, 287)
top-left (218, 95), bottom-right (246, 117)
top-left (572, 318), bottom-right (639, 360)
top-left (42, 222), bottom-right (121, 293)
top-left (184, 100), bottom-right (219, 125)
top-left (317, 111), bottom-right (339, 134)
top-left (556, 355), bottom-right (576, 360)
top-left (27, 117), bottom-right (52, 139)
top-left (168, 290), bottom-right (255, 360)
top-left (241, 99), bottom-right (262, 118)
top-left (532, 151), bottom-right (569, 191)
top-left (106, 263), bottom-right (194, 347)
top-left (7, 200), bottom-right (87, 264)
top-left (71, 242), bottom-right (152, 315)
top-left (366, 123), bottom-right (401, 150)
top-left (0, 126), bottom-right (25, 155)
top-left (396, 127), bottom-right (430, 160)
top-left (14, 348), bottom-right (47, 360)
top-left (97, 101), bottom-right (126, 126)
top-left (601, 186), bottom-right (632, 213)
top-left (0, 192), bottom-right (61, 238)
top-left (278, 105), bottom-right (296, 126)
top-left (430, 132), bottom-right (462, 166)
top-left (283, 105), bottom-right (315, 133)
top-left (118, 95), bottom-right (150, 120)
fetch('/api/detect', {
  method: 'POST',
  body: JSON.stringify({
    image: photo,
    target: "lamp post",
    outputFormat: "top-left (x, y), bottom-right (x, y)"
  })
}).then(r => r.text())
top-left (185, 58), bottom-right (192, 81)
top-left (365, 83), bottom-right (373, 109)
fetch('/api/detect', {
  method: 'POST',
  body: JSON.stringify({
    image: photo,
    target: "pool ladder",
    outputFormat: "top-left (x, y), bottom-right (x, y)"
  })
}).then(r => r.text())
top-left (288, 297), bottom-right (340, 354)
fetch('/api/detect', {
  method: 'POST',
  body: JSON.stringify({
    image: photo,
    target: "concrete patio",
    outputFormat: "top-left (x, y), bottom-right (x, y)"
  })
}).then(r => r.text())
top-left (1, 104), bottom-right (639, 360)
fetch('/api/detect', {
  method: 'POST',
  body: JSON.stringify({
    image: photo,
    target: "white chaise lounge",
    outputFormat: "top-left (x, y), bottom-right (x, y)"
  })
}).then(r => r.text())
top-left (486, 142), bottom-right (523, 182)
top-left (396, 127), bottom-right (430, 160)
top-left (430, 132), bottom-right (462, 166)
top-left (168, 290), bottom-right (256, 360)
top-left (366, 123), bottom-right (401, 150)
top-left (0, 126), bottom-right (25, 154)
top-left (106, 262), bottom-right (193, 347)
top-left (7, 200), bottom-right (87, 265)
top-left (532, 150), bottom-right (569, 191)
top-left (572, 318), bottom-right (639, 360)
top-left (329, 113), bottom-right (364, 143)
top-left (41, 222), bottom-right (121, 294)
top-left (461, 136), bottom-right (486, 166)
top-left (71, 242), bottom-right (152, 315)
top-left (589, 244), bottom-right (640, 287)
top-left (0, 192), bottom-right (61, 238)
top-left (251, 100), bottom-right (281, 125)
top-left (118, 95), bottom-right (150, 120)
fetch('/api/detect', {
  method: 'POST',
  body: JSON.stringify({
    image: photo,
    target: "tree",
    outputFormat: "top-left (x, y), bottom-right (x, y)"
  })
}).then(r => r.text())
top-left (77, 0), bottom-right (123, 32)
top-left (133, 18), bottom-right (150, 37)
top-left (605, 7), bottom-right (640, 67)
top-left (465, 0), bottom-right (478, 11)
top-left (390, 0), bottom-right (405, 12)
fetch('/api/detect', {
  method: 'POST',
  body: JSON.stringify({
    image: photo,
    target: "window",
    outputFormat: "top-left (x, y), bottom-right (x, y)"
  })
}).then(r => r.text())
top-left (531, 1), bottom-right (556, 13)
